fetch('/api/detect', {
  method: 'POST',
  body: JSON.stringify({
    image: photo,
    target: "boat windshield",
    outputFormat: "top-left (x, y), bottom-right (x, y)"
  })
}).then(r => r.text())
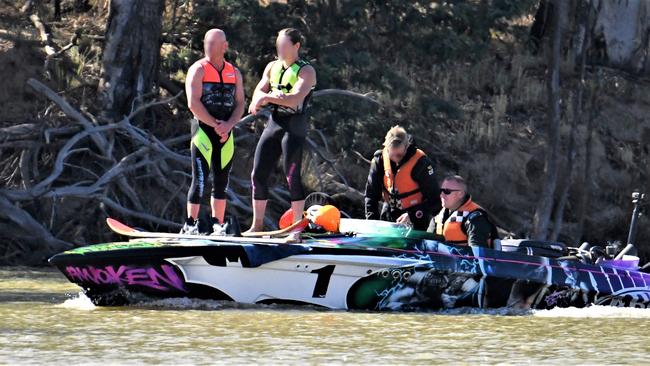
top-left (338, 218), bottom-right (440, 240)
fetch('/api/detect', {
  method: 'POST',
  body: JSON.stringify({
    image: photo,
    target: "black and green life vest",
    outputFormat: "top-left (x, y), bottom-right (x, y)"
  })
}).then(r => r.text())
top-left (268, 59), bottom-right (314, 116)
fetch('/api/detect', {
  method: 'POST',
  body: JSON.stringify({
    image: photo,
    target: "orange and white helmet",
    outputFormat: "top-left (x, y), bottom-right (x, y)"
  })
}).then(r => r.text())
top-left (306, 204), bottom-right (341, 232)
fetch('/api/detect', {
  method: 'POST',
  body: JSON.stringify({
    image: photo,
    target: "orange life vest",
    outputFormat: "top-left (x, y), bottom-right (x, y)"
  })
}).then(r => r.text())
top-left (382, 148), bottom-right (426, 210)
top-left (435, 198), bottom-right (492, 246)
top-left (199, 59), bottom-right (237, 120)
top-left (200, 58), bottom-right (237, 83)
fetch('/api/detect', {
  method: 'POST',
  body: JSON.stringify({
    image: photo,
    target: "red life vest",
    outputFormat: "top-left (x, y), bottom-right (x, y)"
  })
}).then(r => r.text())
top-left (382, 148), bottom-right (426, 210)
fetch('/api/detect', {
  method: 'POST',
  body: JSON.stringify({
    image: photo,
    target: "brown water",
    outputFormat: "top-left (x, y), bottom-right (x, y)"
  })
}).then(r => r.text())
top-left (1, 267), bottom-right (649, 365)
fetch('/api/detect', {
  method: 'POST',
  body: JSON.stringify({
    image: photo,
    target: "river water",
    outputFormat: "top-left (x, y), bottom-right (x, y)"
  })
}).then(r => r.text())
top-left (1, 266), bottom-right (649, 365)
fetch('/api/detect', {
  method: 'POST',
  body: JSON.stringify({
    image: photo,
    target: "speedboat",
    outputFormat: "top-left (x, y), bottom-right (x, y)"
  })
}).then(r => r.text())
top-left (49, 217), bottom-right (650, 310)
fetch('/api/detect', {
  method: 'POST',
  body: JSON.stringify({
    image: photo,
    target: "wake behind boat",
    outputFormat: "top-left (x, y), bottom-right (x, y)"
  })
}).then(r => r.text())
top-left (49, 217), bottom-right (650, 310)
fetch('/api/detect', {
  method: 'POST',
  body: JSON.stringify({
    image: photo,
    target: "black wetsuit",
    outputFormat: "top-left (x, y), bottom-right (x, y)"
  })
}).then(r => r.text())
top-left (187, 60), bottom-right (237, 204)
top-left (188, 120), bottom-right (234, 203)
top-left (364, 144), bottom-right (440, 231)
top-left (251, 60), bottom-right (313, 202)
top-left (251, 113), bottom-right (308, 201)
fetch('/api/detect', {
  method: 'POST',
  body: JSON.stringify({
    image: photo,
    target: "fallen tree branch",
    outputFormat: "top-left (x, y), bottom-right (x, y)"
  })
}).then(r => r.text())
top-left (28, 78), bottom-right (144, 209)
top-left (305, 137), bottom-right (349, 186)
top-left (158, 73), bottom-right (187, 107)
top-left (29, 13), bottom-right (57, 56)
top-left (313, 88), bottom-right (380, 106)
top-left (52, 31), bottom-right (80, 58)
top-left (0, 123), bottom-right (126, 201)
top-left (127, 90), bottom-right (184, 119)
top-left (98, 196), bottom-right (182, 229)
top-left (352, 150), bottom-right (372, 165)
top-left (1, 81), bottom-right (369, 264)
top-left (0, 194), bottom-right (72, 253)
top-left (0, 123), bottom-right (41, 142)
top-left (28, 79), bottom-right (108, 150)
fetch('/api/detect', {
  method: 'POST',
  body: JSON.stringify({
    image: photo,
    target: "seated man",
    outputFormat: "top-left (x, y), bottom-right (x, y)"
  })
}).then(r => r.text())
top-left (428, 175), bottom-right (498, 248)
top-left (364, 125), bottom-right (439, 231)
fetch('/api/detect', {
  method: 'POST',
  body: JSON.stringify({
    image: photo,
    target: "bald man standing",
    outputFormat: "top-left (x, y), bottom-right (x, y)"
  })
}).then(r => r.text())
top-left (182, 29), bottom-right (245, 235)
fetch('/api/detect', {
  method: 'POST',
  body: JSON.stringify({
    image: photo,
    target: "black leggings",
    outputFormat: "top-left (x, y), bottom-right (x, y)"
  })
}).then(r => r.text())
top-left (188, 119), bottom-right (234, 203)
top-left (251, 115), bottom-right (306, 201)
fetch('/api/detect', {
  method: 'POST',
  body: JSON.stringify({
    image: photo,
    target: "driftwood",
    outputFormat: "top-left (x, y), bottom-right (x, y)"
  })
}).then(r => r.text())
top-left (1, 77), bottom-right (370, 264)
top-left (0, 194), bottom-right (71, 264)
top-left (29, 13), bottom-right (57, 56)
top-left (28, 78), bottom-right (145, 210)
top-left (27, 11), bottom-right (84, 83)
top-left (1, 79), bottom-right (200, 264)
top-left (312, 89), bottom-right (379, 105)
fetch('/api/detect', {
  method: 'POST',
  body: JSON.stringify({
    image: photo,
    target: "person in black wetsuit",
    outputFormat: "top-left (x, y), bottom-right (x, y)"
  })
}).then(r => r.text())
top-left (246, 28), bottom-right (317, 232)
top-left (182, 29), bottom-right (245, 235)
top-left (364, 126), bottom-right (440, 231)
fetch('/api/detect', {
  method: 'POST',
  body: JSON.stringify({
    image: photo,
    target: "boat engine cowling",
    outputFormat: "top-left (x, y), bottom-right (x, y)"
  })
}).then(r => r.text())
top-left (498, 239), bottom-right (568, 258)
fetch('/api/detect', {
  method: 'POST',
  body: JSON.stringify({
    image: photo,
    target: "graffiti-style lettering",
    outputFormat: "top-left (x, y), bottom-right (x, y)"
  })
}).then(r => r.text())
top-left (594, 287), bottom-right (650, 308)
top-left (126, 268), bottom-right (148, 285)
top-left (65, 264), bottom-right (186, 292)
top-left (106, 265), bottom-right (128, 283)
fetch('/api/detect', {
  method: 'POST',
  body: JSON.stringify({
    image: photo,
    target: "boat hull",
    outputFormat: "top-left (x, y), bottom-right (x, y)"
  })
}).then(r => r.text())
top-left (49, 238), bottom-right (650, 310)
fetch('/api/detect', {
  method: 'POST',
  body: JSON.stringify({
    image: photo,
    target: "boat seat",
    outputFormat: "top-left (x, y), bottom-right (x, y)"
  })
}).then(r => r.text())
top-left (497, 239), bottom-right (568, 258)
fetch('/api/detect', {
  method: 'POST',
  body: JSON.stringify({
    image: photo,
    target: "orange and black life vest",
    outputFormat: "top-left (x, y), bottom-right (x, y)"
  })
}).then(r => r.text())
top-left (382, 148), bottom-right (426, 210)
top-left (199, 59), bottom-right (237, 121)
top-left (434, 198), bottom-right (493, 247)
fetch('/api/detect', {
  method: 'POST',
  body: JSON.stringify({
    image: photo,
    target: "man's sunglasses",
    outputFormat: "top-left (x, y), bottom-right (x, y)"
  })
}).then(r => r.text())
top-left (440, 188), bottom-right (461, 195)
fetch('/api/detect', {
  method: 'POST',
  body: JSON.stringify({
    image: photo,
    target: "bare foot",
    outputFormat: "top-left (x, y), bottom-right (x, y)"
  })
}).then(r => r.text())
top-left (283, 232), bottom-right (302, 244)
